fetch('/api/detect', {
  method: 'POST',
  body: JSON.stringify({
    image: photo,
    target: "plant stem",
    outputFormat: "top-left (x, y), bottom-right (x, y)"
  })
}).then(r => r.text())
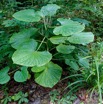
top-left (36, 40), bottom-right (46, 43)
top-left (95, 58), bottom-right (102, 104)
top-left (43, 17), bottom-right (47, 30)
top-left (8, 68), bottom-right (19, 75)
top-left (36, 17), bottom-right (47, 51)
top-left (36, 37), bottom-right (46, 51)
top-left (52, 53), bottom-right (60, 57)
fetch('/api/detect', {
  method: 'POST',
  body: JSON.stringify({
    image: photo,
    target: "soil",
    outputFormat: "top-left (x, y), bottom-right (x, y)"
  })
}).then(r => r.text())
top-left (0, 79), bottom-right (68, 104)
top-left (0, 79), bottom-right (99, 104)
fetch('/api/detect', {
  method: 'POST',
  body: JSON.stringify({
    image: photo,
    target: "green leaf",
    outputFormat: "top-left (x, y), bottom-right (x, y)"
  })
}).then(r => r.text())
top-left (2, 19), bottom-right (29, 27)
top-left (40, 4), bottom-right (60, 17)
top-left (12, 50), bottom-right (52, 67)
top-left (10, 28), bottom-right (37, 49)
top-left (53, 20), bottom-right (85, 36)
top-left (35, 62), bottom-right (62, 88)
top-left (56, 44), bottom-right (75, 54)
top-left (50, 36), bottom-right (67, 44)
top-left (2, 19), bottom-right (17, 27)
top-left (0, 67), bottom-right (10, 84)
top-left (31, 66), bottom-right (46, 72)
top-left (12, 92), bottom-right (21, 101)
top-left (67, 32), bottom-right (94, 45)
top-left (78, 57), bottom-right (89, 68)
top-left (57, 18), bottom-right (78, 25)
top-left (18, 39), bottom-right (38, 50)
top-left (72, 18), bottom-right (91, 26)
top-left (65, 59), bottom-right (79, 70)
top-left (13, 9), bottom-right (41, 22)
top-left (14, 67), bottom-right (28, 82)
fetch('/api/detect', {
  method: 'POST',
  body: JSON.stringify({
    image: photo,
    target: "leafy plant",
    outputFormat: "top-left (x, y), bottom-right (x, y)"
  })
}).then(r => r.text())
top-left (11, 91), bottom-right (28, 104)
top-left (50, 90), bottom-right (77, 104)
top-left (1, 91), bottom-right (28, 104)
top-left (64, 41), bottom-right (103, 103)
top-left (7, 4), bottom-right (94, 88)
top-left (1, 1), bottom-right (103, 104)
top-left (1, 95), bottom-right (12, 104)
top-left (49, 90), bottom-right (59, 103)
top-left (85, 42), bottom-right (103, 103)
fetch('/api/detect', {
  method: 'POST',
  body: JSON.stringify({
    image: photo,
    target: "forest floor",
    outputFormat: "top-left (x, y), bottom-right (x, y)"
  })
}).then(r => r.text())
top-left (0, 78), bottom-right (99, 104)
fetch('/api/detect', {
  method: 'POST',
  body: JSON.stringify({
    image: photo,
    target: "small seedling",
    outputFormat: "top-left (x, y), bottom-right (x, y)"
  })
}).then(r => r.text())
top-left (11, 91), bottom-right (28, 104)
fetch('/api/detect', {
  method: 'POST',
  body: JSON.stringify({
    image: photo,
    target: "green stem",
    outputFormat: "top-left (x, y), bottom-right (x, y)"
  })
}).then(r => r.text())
top-left (36, 17), bottom-right (48, 51)
top-left (43, 17), bottom-right (47, 30)
top-left (36, 37), bottom-right (46, 51)
top-left (52, 53), bottom-right (60, 57)
top-left (95, 58), bottom-right (102, 104)
top-left (36, 40), bottom-right (46, 43)
top-left (50, 47), bottom-right (56, 51)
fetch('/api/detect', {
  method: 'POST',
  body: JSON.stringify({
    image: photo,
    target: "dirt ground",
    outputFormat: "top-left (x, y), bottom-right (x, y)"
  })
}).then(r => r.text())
top-left (0, 79), bottom-right (99, 104)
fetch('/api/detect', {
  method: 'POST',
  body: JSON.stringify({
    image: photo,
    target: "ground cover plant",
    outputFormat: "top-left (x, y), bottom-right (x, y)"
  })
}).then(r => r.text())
top-left (0, 0), bottom-right (103, 104)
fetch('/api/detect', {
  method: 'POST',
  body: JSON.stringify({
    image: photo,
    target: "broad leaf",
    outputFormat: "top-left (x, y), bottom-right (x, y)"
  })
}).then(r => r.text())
top-left (14, 67), bottom-right (28, 82)
top-left (13, 9), bottom-right (41, 22)
top-left (0, 67), bottom-right (10, 84)
top-left (18, 39), bottom-right (38, 50)
top-left (57, 18), bottom-right (79, 25)
top-left (31, 66), bottom-right (46, 72)
top-left (35, 62), bottom-right (62, 88)
top-left (50, 36), bottom-right (67, 44)
top-left (2, 19), bottom-right (29, 27)
top-left (10, 28), bottom-right (37, 49)
top-left (40, 4), bottom-right (60, 17)
top-left (12, 50), bottom-right (52, 67)
top-left (72, 18), bottom-right (91, 26)
top-left (56, 44), bottom-right (75, 54)
top-left (67, 32), bottom-right (94, 45)
top-left (53, 20), bottom-right (85, 36)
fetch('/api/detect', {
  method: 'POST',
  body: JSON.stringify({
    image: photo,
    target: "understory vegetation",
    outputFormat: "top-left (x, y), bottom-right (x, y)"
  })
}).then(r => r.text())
top-left (0, 0), bottom-right (103, 104)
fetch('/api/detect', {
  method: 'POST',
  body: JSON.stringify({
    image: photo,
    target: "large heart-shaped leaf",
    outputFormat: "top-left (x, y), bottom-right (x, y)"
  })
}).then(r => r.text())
top-left (12, 50), bottom-right (52, 67)
top-left (13, 9), bottom-right (41, 22)
top-left (56, 44), bottom-right (75, 54)
top-left (50, 36), bottom-right (67, 44)
top-left (14, 67), bottom-right (28, 82)
top-left (34, 62), bottom-right (62, 88)
top-left (10, 28), bottom-right (37, 49)
top-left (40, 4), bottom-right (60, 17)
top-left (53, 20), bottom-right (85, 36)
top-left (0, 67), bottom-right (10, 84)
top-left (67, 32), bottom-right (94, 45)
